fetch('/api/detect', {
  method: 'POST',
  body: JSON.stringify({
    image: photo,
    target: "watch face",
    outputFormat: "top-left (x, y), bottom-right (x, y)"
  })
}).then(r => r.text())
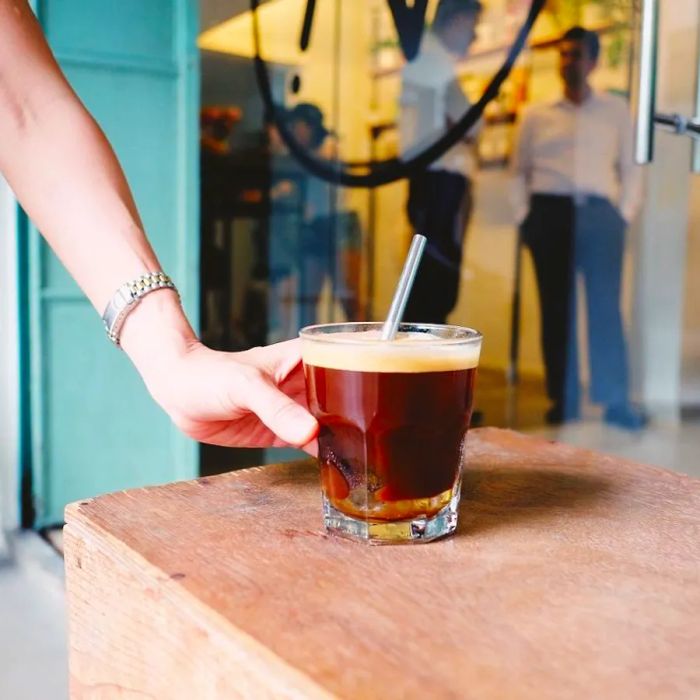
top-left (117, 284), bottom-right (137, 309)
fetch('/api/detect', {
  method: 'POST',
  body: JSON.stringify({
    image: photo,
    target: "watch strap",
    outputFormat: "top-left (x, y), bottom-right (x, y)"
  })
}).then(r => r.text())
top-left (102, 271), bottom-right (176, 346)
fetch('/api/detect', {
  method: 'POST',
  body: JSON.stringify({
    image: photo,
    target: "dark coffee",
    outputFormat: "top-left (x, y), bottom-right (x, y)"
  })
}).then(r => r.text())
top-left (306, 365), bottom-right (476, 521)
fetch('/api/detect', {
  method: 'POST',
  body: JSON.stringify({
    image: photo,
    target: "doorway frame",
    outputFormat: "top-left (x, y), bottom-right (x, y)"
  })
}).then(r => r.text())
top-left (0, 177), bottom-right (20, 544)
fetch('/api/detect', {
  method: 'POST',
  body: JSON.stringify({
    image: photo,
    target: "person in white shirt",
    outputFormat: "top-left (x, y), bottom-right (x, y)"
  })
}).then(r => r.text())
top-left (510, 26), bottom-right (646, 430)
top-left (399, 0), bottom-right (482, 324)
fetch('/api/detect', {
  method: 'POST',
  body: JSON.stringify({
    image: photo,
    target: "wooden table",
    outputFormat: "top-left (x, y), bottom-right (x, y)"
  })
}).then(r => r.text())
top-left (64, 428), bottom-right (700, 699)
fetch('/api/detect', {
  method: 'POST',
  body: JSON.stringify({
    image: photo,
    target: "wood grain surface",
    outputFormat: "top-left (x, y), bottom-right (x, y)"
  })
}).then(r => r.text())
top-left (64, 428), bottom-right (700, 699)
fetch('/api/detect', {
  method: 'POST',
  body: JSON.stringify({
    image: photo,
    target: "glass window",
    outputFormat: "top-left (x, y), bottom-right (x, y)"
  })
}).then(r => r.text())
top-left (198, 0), bottom-right (700, 475)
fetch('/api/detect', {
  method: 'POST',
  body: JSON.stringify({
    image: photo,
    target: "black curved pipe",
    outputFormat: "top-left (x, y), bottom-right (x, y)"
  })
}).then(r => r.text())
top-left (299, 0), bottom-right (316, 51)
top-left (252, 0), bottom-right (546, 188)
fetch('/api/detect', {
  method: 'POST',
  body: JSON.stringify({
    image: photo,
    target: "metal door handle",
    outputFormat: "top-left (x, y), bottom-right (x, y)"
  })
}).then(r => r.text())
top-left (634, 0), bottom-right (659, 164)
top-left (635, 0), bottom-right (700, 171)
top-left (692, 19), bottom-right (700, 172)
top-left (654, 112), bottom-right (700, 139)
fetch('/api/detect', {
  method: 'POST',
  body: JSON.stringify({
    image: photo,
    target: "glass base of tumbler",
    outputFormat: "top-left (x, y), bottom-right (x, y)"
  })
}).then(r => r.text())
top-left (322, 488), bottom-right (460, 545)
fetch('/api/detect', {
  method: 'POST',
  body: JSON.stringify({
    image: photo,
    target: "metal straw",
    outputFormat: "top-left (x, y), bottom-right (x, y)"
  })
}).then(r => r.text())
top-left (381, 234), bottom-right (427, 341)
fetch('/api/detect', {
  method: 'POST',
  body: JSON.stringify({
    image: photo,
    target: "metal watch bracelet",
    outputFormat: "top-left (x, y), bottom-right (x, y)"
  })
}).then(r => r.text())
top-left (101, 271), bottom-right (177, 346)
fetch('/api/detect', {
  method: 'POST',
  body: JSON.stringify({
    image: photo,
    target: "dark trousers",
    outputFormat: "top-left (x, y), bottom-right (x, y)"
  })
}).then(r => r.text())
top-left (403, 170), bottom-right (472, 324)
top-left (522, 194), bottom-right (630, 413)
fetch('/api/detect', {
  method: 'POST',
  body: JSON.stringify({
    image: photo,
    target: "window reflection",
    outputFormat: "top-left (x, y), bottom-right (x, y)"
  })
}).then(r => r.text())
top-left (198, 0), bottom-right (700, 473)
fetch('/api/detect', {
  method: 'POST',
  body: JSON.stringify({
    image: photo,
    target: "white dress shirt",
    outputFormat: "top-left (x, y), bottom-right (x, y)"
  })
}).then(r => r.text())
top-left (399, 32), bottom-right (479, 178)
top-left (510, 91), bottom-right (642, 224)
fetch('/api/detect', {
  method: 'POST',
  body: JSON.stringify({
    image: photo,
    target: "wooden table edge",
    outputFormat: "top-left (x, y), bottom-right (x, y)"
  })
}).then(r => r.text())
top-left (63, 509), bottom-right (337, 700)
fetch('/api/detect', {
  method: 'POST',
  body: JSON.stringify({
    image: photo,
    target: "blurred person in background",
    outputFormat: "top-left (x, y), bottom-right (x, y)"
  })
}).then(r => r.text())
top-left (399, 0), bottom-right (483, 325)
top-left (510, 26), bottom-right (646, 430)
top-left (268, 103), bottom-right (360, 339)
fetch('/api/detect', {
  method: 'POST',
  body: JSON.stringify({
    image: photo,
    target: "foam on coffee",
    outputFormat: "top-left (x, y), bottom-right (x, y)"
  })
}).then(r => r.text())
top-left (301, 330), bottom-right (480, 372)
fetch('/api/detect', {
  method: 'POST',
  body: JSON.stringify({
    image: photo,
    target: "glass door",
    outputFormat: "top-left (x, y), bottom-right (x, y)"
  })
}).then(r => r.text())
top-left (197, 0), bottom-right (700, 474)
top-left (632, 0), bottom-right (700, 420)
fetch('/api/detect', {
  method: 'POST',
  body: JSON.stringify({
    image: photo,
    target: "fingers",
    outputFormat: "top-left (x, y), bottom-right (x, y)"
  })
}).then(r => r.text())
top-left (242, 338), bottom-right (305, 381)
top-left (185, 416), bottom-right (318, 454)
top-left (269, 434), bottom-right (317, 457)
top-left (245, 372), bottom-right (319, 447)
top-left (300, 439), bottom-right (318, 457)
top-left (179, 417), bottom-right (275, 448)
top-left (232, 342), bottom-right (316, 447)
top-left (180, 347), bottom-right (315, 448)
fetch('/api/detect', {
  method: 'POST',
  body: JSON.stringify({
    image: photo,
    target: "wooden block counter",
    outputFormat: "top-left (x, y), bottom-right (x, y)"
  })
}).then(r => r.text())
top-left (64, 428), bottom-right (700, 699)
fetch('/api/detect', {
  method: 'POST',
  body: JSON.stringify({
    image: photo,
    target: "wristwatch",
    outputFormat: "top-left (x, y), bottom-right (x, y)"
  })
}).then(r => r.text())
top-left (102, 271), bottom-right (176, 346)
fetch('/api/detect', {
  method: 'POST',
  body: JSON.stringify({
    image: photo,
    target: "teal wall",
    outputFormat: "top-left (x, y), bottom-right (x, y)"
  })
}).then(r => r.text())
top-left (27, 0), bottom-right (200, 525)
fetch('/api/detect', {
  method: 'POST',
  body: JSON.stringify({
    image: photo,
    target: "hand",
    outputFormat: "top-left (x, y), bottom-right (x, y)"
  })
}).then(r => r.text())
top-left (120, 293), bottom-right (318, 452)
top-left (271, 180), bottom-right (295, 199)
top-left (618, 207), bottom-right (630, 227)
top-left (137, 337), bottom-right (318, 453)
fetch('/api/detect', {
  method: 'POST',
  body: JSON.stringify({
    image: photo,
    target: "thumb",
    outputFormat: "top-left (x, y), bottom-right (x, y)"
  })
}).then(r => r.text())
top-left (246, 374), bottom-right (318, 447)
top-left (244, 338), bottom-right (303, 381)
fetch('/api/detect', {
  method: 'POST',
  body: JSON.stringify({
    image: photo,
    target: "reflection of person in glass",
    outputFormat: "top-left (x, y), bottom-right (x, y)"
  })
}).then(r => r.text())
top-left (268, 103), bottom-right (360, 341)
top-left (398, 0), bottom-right (482, 324)
top-left (510, 27), bottom-right (646, 430)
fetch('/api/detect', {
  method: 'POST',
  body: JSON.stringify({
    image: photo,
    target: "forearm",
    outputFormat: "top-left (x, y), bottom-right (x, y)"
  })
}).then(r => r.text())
top-left (0, 1), bottom-right (160, 307)
top-left (6, 104), bottom-right (196, 372)
top-left (3, 96), bottom-right (163, 307)
top-left (0, 1), bottom-right (196, 365)
top-left (0, 2), bottom-right (318, 450)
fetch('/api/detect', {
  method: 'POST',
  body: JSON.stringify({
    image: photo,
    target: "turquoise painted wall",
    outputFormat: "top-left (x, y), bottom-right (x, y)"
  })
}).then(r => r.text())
top-left (28, 0), bottom-right (200, 525)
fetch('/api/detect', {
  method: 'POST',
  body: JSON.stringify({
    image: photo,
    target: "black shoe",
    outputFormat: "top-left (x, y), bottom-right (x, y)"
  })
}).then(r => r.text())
top-left (545, 404), bottom-right (564, 425)
top-left (545, 403), bottom-right (580, 425)
top-left (470, 409), bottom-right (484, 427)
